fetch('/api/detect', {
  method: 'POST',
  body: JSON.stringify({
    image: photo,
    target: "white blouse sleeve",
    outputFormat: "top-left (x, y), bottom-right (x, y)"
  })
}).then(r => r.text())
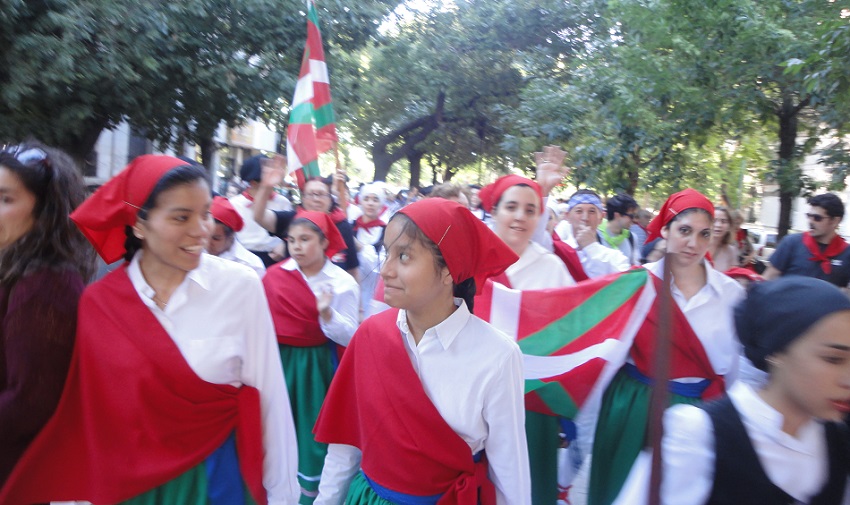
top-left (660, 404), bottom-right (715, 505)
top-left (241, 277), bottom-right (300, 505)
top-left (580, 242), bottom-right (631, 278)
top-left (319, 277), bottom-right (361, 347)
top-left (482, 346), bottom-right (532, 505)
top-left (315, 443), bottom-right (362, 505)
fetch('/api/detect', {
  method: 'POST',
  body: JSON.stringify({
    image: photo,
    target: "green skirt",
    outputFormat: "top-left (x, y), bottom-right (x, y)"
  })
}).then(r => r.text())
top-left (346, 471), bottom-right (395, 505)
top-left (587, 368), bottom-right (702, 505)
top-left (279, 344), bottom-right (336, 504)
top-left (526, 410), bottom-right (560, 505)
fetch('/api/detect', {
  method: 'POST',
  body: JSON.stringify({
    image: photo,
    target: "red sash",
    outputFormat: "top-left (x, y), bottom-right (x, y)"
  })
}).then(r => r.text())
top-left (803, 232), bottom-right (848, 274)
top-left (314, 309), bottom-right (496, 504)
top-left (552, 232), bottom-right (589, 282)
top-left (353, 216), bottom-right (387, 233)
top-left (262, 262), bottom-right (327, 347)
top-left (0, 266), bottom-right (266, 505)
top-left (629, 272), bottom-right (725, 400)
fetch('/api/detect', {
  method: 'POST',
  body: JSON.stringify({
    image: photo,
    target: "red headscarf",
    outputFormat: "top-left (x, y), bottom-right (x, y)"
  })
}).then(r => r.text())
top-left (478, 174), bottom-right (543, 214)
top-left (644, 189), bottom-right (714, 244)
top-left (398, 199), bottom-right (519, 289)
top-left (211, 196), bottom-right (244, 232)
top-left (293, 210), bottom-right (346, 259)
top-left (70, 155), bottom-right (191, 264)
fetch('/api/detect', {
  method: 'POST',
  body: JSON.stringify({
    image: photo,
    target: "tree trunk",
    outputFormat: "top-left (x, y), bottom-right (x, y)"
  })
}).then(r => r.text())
top-left (199, 136), bottom-right (217, 172)
top-left (61, 117), bottom-right (110, 172)
top-left (372, 91), bottom-right (445, 185)
top-left (776, 95), bottom-right (799, 240)
top-left (627, 150), bottom-right (640, 196)
top-left (408, 150), bottom-right (423, 189)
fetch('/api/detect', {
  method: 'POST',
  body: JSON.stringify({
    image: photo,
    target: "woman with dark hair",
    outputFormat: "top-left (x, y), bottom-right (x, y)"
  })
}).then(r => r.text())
top-left (0, 142), bottom-right (95, 485)
top-left (0, 155), bottom-right (299, 505)
top-left (314, 198), bottom-right (530, 504)
top-left (252, 156), bottom-right (359, 279)
top-left (586, 189), bottom-right (745, 505)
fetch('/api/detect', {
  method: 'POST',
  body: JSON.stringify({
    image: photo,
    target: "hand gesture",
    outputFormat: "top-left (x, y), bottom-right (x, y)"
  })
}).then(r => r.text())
top-left (575, 224), bottom-right (596, 250)
top-left (316, 283), bottom-right (334, 321)
top-left (260, 154), bottom-right (287, 188)
top-left (533, 145), bottom-right (570, 196)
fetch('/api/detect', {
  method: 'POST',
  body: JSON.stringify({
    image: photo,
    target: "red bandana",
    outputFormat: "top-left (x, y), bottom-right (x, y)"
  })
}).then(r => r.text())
top-left (240, 190), bottom-right (275, 203)
top-left (802, 232), bottom-right (848, 274)
top-left (353, 216), bottom-right (387, 232)
top-left (211, 196), bottom-right (244, 232)
top-left (645, 189), bottom-right (714, 244)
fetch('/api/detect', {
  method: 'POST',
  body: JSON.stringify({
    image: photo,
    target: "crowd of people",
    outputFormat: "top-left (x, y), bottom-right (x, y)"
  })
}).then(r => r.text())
top-left (1, 141), bottom-right (850, 505)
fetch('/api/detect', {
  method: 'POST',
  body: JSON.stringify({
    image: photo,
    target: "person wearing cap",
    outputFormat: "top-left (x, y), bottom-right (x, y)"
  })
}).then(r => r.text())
top-left (585, 189), bottom-right (745, 505)
top-left (352, 182), bottom-right (389, 319)
top-left (313, 199), bottom-right (531, 504)
top-left (229, 153), bottom-right (293, 267)
top-left (262, 211), bottom-right (359, 504)
top-left (0, 155), bottom-right (299, 505)
top-left (619, 276), bottom-right (850, 505)
top-left (555, 188), bottom-right (631, 278)
top-left (0, 142), bottom-right (95, 486)
top-left (209, 195), bottom-right (266, 278)
top-left (764, 193), bottom-right (850, 288)
top-left (252, 156), bottom-right (360, 279)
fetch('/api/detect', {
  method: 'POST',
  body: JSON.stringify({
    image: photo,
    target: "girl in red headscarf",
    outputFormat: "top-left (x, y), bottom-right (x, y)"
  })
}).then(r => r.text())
top-left (262, 211), bottom-right (360, 504)
top-left (586, 189), bottom-right (745, 505)
top-left (0, 155), bottom-right (299, 505)
top-left (313, 199), bottom-right (531, 504)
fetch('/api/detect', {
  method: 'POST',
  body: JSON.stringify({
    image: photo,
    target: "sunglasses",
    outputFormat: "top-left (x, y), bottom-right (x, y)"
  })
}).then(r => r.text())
top-left (806, 213), bottom-right (829, 223)
top-left (2, 145), bottom-right (49, 167)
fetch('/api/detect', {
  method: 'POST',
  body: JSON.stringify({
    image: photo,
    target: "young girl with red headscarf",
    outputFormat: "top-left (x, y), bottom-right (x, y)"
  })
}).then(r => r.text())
top-left (313, 198), bottom-right (531, 504)
top-left (585, 189), bottom-right (745, 505)
top-left (262, 211), bottom-right (359, 504)
top-left (0, 155), bottom-right (299, 505)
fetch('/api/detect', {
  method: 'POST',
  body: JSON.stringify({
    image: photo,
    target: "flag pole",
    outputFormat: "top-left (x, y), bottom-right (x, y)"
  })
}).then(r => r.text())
top-left (647, 252), bottom-right (673, 505)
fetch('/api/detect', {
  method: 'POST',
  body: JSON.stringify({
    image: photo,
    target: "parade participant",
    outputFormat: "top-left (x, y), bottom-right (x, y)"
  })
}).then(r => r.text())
top-left (630, 209), bottom-right (652, 249)
top-left (653, 276), bottom-right (850, 505)
top-left (0, 142), bottom-right (95, 485)
top-left (479, 173), bottom-right (574, 504)
top-left (429, 182), bottom-right (471, 207)
top-left (555, 189), bottom-right (631, 278)
top-left (208, 195), bottom-right (266, 278)
top-left (599, 193), bottom-right (640, 266)
top-left (262, 211), bottom-right (359, 504)
top-left (707, 206), bottom-right (739, 272)
top-left (587, 189), bottom-right (745, 505)
top-left (352, 182), bottom-right (387, 318)
top-left (230, 154), bottom-right (292, 267)
top-left (314, 198), bottom-right (530, 504)
top-left (0, 155), bottom-right (299, 505)
top-left (253, 156), bottom-right (359, 279)
top-left (468, 184), bottom-right (489, 221)
top-left (764, 193), bottom-right (850, 287)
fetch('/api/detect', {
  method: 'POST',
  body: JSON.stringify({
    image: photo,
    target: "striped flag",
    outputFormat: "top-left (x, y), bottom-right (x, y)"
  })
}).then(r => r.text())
top-left (286, 0), bottom-right (338, 189)
top-left (476, 269), bottom-right (656, 418)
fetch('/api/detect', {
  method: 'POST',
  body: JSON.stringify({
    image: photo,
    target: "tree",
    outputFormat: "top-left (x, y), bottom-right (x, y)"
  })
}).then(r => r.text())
top-left (0, 0), bottom-right (399, 167)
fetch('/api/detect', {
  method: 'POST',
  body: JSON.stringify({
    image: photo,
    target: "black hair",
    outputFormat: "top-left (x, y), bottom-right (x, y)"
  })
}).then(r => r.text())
top-left (388, 213), bottom-right (476, 312)
top-left (606, 193), bottom-right (638, 221)
top-left (122, 164), bottom-right (209, 261)
top-left (808, 193), bottom-right (844, 219)
top-left (0, 141), bottom-right (96, 284)
top-left (213, 219), bottom-right (236, 237)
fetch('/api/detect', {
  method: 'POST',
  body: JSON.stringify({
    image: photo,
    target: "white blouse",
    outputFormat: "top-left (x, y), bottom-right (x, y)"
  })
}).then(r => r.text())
top-left (128, 252), bottom-right (300, 505)
top-left (506, 241), bottom-right (575, 290)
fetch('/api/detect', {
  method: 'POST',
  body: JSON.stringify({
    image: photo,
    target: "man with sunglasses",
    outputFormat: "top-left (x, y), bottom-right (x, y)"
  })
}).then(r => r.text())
top-left (599, 193), bottom-right (641, 266)
top-left (764, 193), bottom-right (850, 288)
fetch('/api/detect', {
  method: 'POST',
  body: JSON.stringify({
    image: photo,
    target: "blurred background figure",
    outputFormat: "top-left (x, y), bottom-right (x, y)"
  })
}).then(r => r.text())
top-left (708, 206), bottom-right (739, 272)
top-left (208, 196), bottom-right (266, 278)
top-left (0, 141), bottom-right (95, 486)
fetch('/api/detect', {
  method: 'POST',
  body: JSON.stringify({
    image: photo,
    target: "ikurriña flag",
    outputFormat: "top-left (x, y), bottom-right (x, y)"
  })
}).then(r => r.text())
top-left (286, 0), bottom-right (338, 189)
top-left (476, 269), bottom-right (656, 418)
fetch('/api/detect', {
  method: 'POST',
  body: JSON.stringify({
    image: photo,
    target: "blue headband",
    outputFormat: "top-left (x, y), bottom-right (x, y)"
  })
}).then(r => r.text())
top-left (567, 193), bottom-right (604, 211)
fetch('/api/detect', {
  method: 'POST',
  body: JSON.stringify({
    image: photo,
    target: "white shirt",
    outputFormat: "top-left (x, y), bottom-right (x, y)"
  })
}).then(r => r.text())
top-left (644, 259), bottom-right (745, 378)
top-left (661, 382), bottom-right (827, 505)
top-left (230, 193), bottom-right (291, 252)
top-left (556, 221), bottom-right (631, 278)
top-left (218, 238), bottom-right (266, 278)
top-left (506, 241), bottom-right (576, 290)
top-left (317, 302), bottom-right (531, 505)
top-left (127, 252), bottom-right (299, 505)
top-left (280, 257), bottom-right (360, 346)
top-left (355, 227), bottom-right (384, 319)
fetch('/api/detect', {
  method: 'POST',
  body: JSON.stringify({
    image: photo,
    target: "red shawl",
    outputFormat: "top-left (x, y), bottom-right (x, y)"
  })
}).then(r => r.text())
top-left (353, 216), bottom-right (386, 233)
top-left (0, 266), bottom-right (266, 505)
top-left (629, 272), bottom-right (725, 400)
top-left (802, 232), bottom-right (848, 274)
top-left (552, 232), bottom-right (589, 282)
top-left (262, 262), bottom-right (327, 347)
top-left (314, 309), bottom-right (495, 504)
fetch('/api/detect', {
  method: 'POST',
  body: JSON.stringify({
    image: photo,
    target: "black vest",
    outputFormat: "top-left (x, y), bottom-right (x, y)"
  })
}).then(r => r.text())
top-left (703, 396), bottom-right (848, 505)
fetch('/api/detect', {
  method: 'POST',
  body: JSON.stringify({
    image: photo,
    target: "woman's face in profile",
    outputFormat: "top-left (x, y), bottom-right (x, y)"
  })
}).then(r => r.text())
top-left (0, 166), bottom-right (37, 250)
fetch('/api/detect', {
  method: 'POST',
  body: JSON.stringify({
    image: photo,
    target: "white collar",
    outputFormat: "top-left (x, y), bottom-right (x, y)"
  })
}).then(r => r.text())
top-left (127, 250), bottom-right (211, 296)
top-left (396, 298), bottom-right (471, 350)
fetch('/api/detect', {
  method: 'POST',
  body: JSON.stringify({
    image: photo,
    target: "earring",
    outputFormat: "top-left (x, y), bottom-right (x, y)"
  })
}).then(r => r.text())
top-left (766, 356), bottom-right (780, 368)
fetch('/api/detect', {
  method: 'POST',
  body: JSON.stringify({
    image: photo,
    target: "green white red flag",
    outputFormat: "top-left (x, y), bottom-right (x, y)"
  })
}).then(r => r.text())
top-left (286, 0), bottom-right (338, 189)
top-left (476, 269), bottom-right (656, 418)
